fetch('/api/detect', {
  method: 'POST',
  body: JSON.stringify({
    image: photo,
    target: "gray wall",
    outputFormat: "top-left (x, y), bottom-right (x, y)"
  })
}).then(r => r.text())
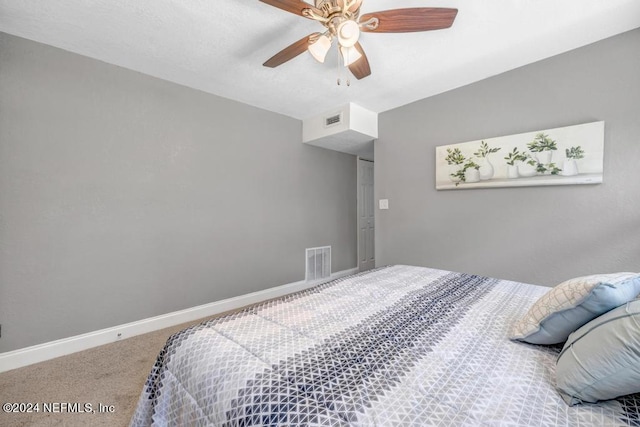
top-left (375, 28), bottom-right (640, 287)
top-left (0, 33), bottom-right (357, 352)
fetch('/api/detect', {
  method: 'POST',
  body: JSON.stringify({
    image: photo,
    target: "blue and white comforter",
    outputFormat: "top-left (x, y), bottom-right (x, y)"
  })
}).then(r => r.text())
top-left (130, 265), bottom-right (640, 426)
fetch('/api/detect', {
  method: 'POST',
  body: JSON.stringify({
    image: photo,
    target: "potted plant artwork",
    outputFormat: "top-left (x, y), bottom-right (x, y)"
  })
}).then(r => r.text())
top-left (535, 162), bottom-right (562, 175)
top-left (527, 133), bottom-right (557, 165)
top-left (463, 159), bottom-right (480, 183)
top-left (445, 148), bottom-right (481, 186)
top-left (518, 152), bottom-right (538, 177)
top-left (562, 146), bottom-right (584, 176)
top-left (449, 160), bottom-right (480, 185)
top-left (504, 147), bottom-right (524, 179)
top-left (473, 141), bottom-right (501, 180)
top-left (445, 148), bottom-right (465, 184)
top-left (435, 121), bottom-right (603, 190)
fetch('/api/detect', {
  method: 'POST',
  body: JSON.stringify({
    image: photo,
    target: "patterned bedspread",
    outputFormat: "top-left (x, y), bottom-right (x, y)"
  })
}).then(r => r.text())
top-left (130, 265), bottom-right (640, 426)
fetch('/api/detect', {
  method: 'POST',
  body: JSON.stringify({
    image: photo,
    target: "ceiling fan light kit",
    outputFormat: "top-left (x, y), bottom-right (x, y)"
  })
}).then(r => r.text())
top-left (340, 45), bottom-right (362, 67)
top-left (308, 34), bottom-right (333, 63)
top-left (337, 20), bottom-right (360, 47)
top-left (260, 0), bottom-right (458, 80)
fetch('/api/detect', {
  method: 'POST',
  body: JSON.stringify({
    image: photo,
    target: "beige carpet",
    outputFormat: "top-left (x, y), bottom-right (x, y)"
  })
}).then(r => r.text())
top-left (0, 318), bottom-right (212, 427)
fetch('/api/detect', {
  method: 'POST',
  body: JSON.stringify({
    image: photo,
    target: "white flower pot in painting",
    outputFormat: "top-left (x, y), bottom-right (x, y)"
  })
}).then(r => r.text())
top-left (478, 157), bottom-right (494, 180)
top-left (561, 159), bottom-right (578, 176)
top-left (465, 168), bottom-right (480, 183)
top-left (507, 165), bottom-right (519, 179)
top-left (518, 162), bottom-right (537, 177)
top-left (449, 165), bottom-right (463, 183)
top-left (535, 150), bottom-right (553, 165)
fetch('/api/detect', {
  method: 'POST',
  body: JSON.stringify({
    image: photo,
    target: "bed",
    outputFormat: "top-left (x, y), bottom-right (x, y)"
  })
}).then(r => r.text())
top-left (130, 265), bottom-right (640, 426)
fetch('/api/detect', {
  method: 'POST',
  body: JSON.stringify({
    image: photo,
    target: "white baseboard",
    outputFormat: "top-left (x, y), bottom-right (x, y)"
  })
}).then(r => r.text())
top-left (0, 267), bottom-right (359, 373)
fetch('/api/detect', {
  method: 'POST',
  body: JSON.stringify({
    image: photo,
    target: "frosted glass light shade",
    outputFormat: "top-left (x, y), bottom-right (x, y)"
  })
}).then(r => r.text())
top-left (340, 45), bottom-right (362, 67)
top-left (337, 20), bottom-right (360, 48)
top-left (308, 35), bottom-right (332, 63)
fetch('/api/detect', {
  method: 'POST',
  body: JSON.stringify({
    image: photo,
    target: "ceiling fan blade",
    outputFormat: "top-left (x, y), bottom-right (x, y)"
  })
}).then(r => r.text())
top-left (348, 42), bottom-right (371, 80)
top-left (360, 8), bottom-right (458, 33)
top-left (263, 33), bottom-right (320, 68)
top-left (348, 0), bottom-right (363, 13)
top-left (259, 0), bottom-right (323, 19)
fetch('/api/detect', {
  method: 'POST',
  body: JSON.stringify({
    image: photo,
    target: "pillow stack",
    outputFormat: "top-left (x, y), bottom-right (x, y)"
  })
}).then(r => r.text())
top-left (510, 272), bottom-right (640, 405)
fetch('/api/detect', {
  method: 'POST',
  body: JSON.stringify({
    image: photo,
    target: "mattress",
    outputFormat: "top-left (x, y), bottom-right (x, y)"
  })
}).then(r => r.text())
top-left (130, 265), bottom-right (640, 426)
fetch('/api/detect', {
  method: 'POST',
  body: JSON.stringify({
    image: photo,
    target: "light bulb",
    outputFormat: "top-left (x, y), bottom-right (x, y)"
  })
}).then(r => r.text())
top-left (337, 20), bottom-right (360, 48)
top-left (308, 35), bottom-right (332, 63)
top-left (340, 45), bottom-right (362, 67)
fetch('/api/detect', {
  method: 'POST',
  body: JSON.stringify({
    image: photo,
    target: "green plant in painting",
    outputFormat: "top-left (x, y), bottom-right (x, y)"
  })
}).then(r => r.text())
top-left (536, 162), bottom-right (562, 175)
top-left (521, 152), bottom-right (538, 166)
top-left (450, 160), bottom-right (479, 185)
top-left (565, 146), bottom-right (585, 159)
top-left (463, 159), bottom-right (480, 175)
top-left (473, 141), bottom-right (501, 158)
top-left (450, 169), bottom-right (466, 183)
top-left (527, 133), bottom-right (557, 152)
top-left (504, 147), bottom-right (525, 166)
top-left (445, 148), bottom-right (465, 165)
top-left (445, 148), bottom-right (467, 185)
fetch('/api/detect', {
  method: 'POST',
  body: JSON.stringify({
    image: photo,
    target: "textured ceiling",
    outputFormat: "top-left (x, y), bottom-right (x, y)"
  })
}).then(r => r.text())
top-left (1, 0), bottom-right (639, 120)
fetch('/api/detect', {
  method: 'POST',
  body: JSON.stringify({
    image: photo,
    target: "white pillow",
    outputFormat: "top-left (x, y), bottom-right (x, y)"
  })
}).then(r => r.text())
top-left (510, 272), bottom-right (640, 344)
top-left (556, 299), bottom-right (640, 405)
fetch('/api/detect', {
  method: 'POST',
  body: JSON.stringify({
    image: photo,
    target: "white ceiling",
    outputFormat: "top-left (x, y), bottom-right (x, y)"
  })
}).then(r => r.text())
top-left (1, 0), bottom-right (639, 120)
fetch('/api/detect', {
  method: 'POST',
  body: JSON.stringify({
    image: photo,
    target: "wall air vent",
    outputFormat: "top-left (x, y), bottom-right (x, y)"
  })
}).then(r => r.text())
top-left (305, 246), bottom-right (331, 282)
top-left (324, 113), bottom-right (342, 127)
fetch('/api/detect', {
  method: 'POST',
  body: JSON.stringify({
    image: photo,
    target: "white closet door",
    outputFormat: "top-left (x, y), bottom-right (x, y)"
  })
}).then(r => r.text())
top-left (358, 159), bottom-right (375, 272)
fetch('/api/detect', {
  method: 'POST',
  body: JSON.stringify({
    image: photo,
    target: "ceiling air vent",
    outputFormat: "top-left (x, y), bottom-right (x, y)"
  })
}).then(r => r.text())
top-left (324, 113), bottom-right (342, 127)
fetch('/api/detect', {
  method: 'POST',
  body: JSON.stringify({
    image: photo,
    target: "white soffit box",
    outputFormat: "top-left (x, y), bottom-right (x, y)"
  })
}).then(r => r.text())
top-left (303, 103), bottom-right (378, 158)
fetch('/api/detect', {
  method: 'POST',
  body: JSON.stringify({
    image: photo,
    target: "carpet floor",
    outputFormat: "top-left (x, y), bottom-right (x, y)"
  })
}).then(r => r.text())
top-left (0, 318), bottom-right (211, 427)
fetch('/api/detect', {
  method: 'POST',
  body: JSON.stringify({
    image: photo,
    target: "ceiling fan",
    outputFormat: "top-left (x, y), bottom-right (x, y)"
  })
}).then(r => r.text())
top-left (260, 0), bottom-right (458, 81)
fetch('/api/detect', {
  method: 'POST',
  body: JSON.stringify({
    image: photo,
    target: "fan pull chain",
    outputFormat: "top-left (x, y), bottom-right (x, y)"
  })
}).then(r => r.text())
top-left (344, 47), bottom-right (350, 87)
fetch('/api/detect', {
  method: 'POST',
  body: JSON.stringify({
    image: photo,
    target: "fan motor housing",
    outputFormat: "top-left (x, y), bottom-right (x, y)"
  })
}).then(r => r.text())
top-left (316, 0), bottom-right (341, 15)
top-left (315, 0), bottom-right (359, 23)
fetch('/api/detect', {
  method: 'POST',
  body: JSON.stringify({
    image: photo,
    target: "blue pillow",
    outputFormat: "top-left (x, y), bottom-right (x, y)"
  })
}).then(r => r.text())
top-left (510, 273), bottom-right (640, 344)
top-left (556, 299), bottom-right (640, 405)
